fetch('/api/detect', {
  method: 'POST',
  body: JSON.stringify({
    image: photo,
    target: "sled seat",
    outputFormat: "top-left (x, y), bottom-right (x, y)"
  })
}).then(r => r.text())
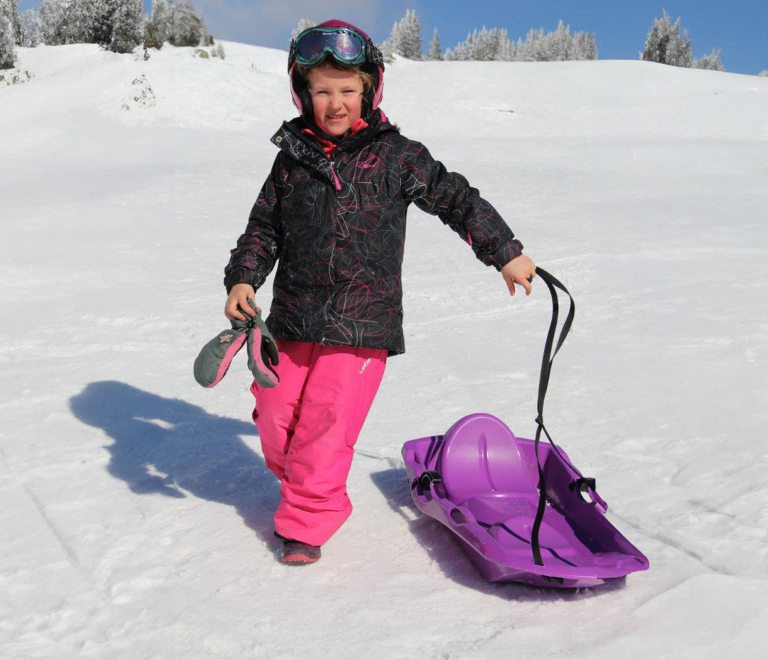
top-left (439, 414), bottom-right (589, 566)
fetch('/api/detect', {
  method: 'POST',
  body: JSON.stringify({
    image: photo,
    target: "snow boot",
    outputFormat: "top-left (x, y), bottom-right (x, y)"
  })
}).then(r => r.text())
top-left (274, 532), bottom-right (322, 566)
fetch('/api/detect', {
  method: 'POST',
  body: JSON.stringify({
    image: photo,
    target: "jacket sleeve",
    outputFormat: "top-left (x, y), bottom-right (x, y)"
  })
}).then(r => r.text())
top-left (399, 139), bottom-right (523, 271)
top-left (224, 154), bottom-right (285, 293)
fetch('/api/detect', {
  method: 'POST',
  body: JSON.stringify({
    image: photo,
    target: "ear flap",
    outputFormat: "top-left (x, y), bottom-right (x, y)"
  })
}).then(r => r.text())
top-left (290, 66), bottom-right (314, 120)
top-left (359, 63), bottom-right (379, 119)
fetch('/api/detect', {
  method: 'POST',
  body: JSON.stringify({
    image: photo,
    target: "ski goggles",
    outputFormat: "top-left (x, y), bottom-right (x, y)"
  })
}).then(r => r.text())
top-left (289, 26), bottom-right (383, 70)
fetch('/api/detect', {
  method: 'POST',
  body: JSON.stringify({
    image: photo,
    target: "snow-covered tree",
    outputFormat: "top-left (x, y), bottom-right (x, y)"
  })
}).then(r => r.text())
top-left (572, 31), bottom-right (598, 60)
top-left (548, 20), bottom-right (571, 61)
top-left (110, 0), bottom-right (143, 53)
top-left (498, 34), bottom-right (518, 61)
top-left (168, 0), bottom-right (208, 47)
top-left (384, 8), bottom-right (422, 60)
top-left (63, 0), bottom-right (100, 44)
top-left (519, 28), bottom-right (547, 61)
top-left (472, 27), bottom-right (499, 61)
top-left (0, 10), bottom-right (15, 68)
top-left (444, 21), bottom-right (596, 63)
top-left (759, 70), bottom-right (768, 77)
top-left (0, 0), bottom-right (22, 46)
top-left (39, 0), bottom-right (67, 46)
top-left (428, 27), bottom-right (441, 60)
top-left (21, 8), bottom-right (42, 47)
top-left (400, 9), bottom-right (422, 59)
top-left (291, 18), bottom-right (315, 40)
top-left (694, 48), bottom-right (725, 71)
top-left (144, 0), bottom-right (169, 49)
top-left (642, 11), bottom-right (693, 68)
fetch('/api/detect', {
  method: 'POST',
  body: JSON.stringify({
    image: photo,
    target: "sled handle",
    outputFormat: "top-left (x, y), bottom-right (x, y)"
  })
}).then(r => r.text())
top-left (529, 268), bottom-right (588, 566)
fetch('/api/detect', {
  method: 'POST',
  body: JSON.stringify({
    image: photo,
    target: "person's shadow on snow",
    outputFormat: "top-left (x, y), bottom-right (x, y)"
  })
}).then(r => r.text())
top-left (69, 380), bottom-right (279, 544)
top-left (370, 468), bottom-right (627, 601)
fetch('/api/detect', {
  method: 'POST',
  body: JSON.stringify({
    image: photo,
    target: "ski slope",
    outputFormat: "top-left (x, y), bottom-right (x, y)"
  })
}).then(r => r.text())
top-left (1, 41), bottom-right (768, 659)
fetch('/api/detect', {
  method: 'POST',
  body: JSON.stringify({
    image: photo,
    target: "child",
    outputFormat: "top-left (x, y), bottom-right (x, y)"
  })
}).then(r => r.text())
top-left (223, 20), bottom-right (536, 565)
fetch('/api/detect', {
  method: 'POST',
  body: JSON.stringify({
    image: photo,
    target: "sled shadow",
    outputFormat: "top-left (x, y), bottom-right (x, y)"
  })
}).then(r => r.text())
top-left (370, 467), bottom-right (627, 601)
top-left (69, 380), bottom-right (280, 544)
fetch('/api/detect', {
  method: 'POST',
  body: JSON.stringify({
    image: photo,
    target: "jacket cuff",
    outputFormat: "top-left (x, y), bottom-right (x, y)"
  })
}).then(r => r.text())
top-left (489, 239), bottom-right (524, 271)
top-left (224, 267), bottom-right (264, 294)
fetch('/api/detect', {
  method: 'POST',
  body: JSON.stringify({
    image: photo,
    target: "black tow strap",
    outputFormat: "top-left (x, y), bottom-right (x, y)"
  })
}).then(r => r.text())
top-left (530, 267), bottom-right (577, 566)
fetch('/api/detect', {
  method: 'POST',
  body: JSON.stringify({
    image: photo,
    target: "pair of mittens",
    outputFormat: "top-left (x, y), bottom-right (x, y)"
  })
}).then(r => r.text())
top-left (194, 299), bottom-right (280, 389)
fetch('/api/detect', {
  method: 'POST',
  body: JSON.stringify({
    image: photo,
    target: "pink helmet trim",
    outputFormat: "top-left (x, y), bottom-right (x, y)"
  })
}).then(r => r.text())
top-left (289, 63), bottom-right (304, 114)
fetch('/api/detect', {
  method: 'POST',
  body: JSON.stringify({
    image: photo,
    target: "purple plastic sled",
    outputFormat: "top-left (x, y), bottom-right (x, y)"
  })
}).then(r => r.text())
top-left (402, 413), bottom-right (650, 588)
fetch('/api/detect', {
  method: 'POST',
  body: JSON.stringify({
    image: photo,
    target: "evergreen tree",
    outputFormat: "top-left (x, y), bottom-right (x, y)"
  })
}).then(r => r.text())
top-left (291, 18), bottom-right (315, 40)
top-left (39, 0), bottom-right (67, 46)
top-left (0, 0), bottom-right (22, 46)
top-left (642, 11), bottom-right (693, 68)
top-left (399, 9), bottom-right (422, 59)
top-left (498, 32), bottom-right (518, 61)
top-left (444, 20), bottom-right (597, 63)
top-left (573, 31), bottom-right (598, 60)
top-left (694, 48), bottom-right (725, 71)
top-left (92, 0), bottom-right (118, 48)
top-left (428, 27), bottom-right (441, 60)
top-left (168, 0), bottom-right (207, 47)
top-left (110, 0), bottom-right (143, 53)
top-left (63, 0), bottom-right (100, 44)
top-left (0, 9), bottom-right (15, 69)
top-left (548, 20), bottom-right (571, 61)
top-left (473, 27), bottom-right (497, 61)
top-left (21, 8), bottom-right (42, 47)
top-left (449, 27), bottom-right (513, 61)
top-left (520, 28), bottom-right (547, 61)
top-left (144, 0), bottom-right (169, 49)
top-left (385, 8), bottom-right (422, 60)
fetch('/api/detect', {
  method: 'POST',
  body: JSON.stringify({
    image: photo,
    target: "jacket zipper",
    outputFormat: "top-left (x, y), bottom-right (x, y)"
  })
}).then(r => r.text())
top-left (329, 160), bottom-right (342, 191)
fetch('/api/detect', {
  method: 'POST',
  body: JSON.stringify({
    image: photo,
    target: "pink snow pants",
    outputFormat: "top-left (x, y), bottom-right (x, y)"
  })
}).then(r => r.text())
top-left (250, 339), bottom-right (387, 546)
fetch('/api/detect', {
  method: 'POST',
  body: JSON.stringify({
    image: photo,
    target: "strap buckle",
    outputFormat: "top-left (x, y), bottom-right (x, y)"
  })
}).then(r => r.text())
top-left (569, 477), bottom-right (597, 494)
top-left (411, 470), bottom-right (443, 492)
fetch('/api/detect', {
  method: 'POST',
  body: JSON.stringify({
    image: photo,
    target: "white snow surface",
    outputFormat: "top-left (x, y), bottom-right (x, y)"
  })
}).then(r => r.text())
top-left (2, 42), bottom-right (768, 659)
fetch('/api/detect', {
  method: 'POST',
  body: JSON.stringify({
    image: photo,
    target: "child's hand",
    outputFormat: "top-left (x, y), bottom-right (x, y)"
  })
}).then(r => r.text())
top-left (501, 255), bottom-right (537, 296)
top-left (225, 283), bottom-right (259, 321)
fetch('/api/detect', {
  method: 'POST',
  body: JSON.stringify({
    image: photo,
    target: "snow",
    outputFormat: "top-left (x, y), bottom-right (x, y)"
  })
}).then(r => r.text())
top-left (2, 41), bottom-right (768, 659)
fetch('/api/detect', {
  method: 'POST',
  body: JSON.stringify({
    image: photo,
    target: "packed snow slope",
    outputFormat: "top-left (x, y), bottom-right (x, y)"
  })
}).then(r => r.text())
top-left (2, 42), bottom-right (768, 659)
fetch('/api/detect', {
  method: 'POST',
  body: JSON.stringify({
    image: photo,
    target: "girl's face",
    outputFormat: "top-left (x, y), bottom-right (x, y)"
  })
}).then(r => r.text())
top-left (308, 65), bottom-right (364, 136)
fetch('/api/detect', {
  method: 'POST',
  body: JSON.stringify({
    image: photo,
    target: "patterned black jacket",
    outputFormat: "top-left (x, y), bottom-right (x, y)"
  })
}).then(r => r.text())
top-left (224, 111), bottom-right (523, 356)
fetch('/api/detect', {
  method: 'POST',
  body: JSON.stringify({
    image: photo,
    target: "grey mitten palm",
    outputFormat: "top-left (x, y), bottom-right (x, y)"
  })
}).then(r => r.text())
top-left (194, 300), bottom-right (280, 388)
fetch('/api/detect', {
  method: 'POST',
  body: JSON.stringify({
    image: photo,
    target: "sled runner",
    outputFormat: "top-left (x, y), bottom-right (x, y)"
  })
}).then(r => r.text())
top-left (402, 269), bottom-right (649, 588)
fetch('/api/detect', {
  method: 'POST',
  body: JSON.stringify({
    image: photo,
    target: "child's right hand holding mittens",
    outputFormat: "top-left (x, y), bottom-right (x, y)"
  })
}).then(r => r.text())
top-left (225, 283), bottom-right (260, 321)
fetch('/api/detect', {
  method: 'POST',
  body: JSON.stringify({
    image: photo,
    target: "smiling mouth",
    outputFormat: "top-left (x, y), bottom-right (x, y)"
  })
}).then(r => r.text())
top-left (327, 114), bottom-right (346, 121)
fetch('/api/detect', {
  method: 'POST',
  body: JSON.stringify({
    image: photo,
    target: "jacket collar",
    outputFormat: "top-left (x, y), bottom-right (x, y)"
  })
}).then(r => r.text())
top-left (270, 109), bottom-right (397, 186)
top-left (300, 118), bottom-right (369, 159)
